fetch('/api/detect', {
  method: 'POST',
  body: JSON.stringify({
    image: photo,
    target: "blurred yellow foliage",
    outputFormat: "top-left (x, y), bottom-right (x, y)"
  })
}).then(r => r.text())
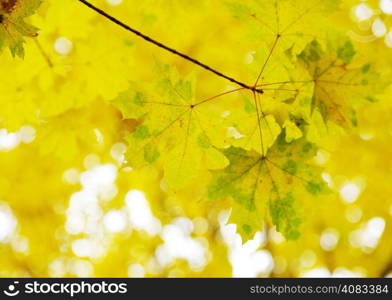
top-left (0, 0), bottom-right (391, 278)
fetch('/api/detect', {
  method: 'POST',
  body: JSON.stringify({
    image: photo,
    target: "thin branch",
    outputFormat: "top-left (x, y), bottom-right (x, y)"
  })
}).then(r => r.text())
top-left (193, 87), bottom-right (245, 107)
top-left (33, 38), bottom-right (53, 68)
top-left (257, 80), bottom-right (314, 87)
top-left (77, 0), bottom-right (263, 93)
top-left (254, 35), bottom-right (280, 87)
top-left (253, 91), bottom-right (265, 155)
top-left (316, 79), bottom-right (360, 86)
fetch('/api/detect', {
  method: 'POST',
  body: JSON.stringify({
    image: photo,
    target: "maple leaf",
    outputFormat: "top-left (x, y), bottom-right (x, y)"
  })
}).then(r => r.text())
top-left (297, 39), bottom-right (386, 127)
top-left (112, 62), bottom-right (229, 188)
top-left (226, 0), bottom-right (341, 81)
top-left (0, 0), bottom-right (41, 57)
top-left (208, 134), bottom-right (329, 241)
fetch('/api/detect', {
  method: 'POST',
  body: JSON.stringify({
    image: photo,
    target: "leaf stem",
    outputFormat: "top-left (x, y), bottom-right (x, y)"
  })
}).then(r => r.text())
top-left (77, 0), bottom-right (263, 93)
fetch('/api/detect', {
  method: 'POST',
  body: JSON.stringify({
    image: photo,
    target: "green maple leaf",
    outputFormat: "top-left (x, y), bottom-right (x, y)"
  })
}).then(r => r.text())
top-left (298, 39), bottom-right (386, 127)
top-left (112, 62), bottom-right (229, 189)
top-left (208, 134), bottom-right (328, 241)
top-left (0, 0), bottom-right (42, 57)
